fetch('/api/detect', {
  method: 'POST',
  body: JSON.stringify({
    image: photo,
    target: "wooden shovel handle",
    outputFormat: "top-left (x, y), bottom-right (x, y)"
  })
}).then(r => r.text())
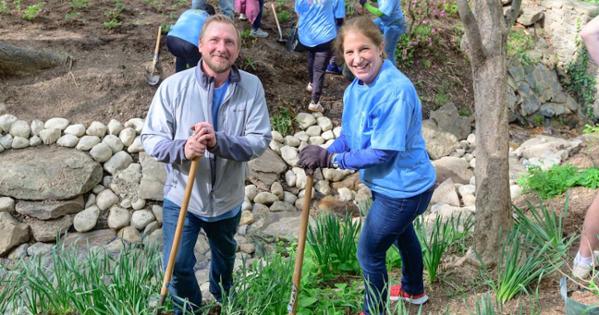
top-left (288, 173), bottom-right (314, 315)
top-left (156, 158), bottom-right (199, 314)
top-left (151, 25), bottom-right (162, 70)
top-left (271, 3), bottom-right (284, 40)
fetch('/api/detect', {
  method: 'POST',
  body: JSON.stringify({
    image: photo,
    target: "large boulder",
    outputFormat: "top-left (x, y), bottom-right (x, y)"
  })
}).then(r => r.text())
top-left (0, 212), bottom-right (30, 256)
top-left (247, 149), bottom-right (287, 189)
top-left (422, 120), bottom-right (458, 160)
top-left (0, 147), bottom-right (102, 200)
top-left (138, 152), bottom-right (166, 201)
top-left (26, 215), bottom-right (73, 242)
top-left (429, 103), bottom-right (473, 140)
top-left (15, 196), bottom-right (84, 220)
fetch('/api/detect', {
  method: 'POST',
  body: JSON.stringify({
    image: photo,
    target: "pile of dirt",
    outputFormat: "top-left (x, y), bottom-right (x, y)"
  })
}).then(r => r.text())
top-left (0, 0), bottom-right (473, 128)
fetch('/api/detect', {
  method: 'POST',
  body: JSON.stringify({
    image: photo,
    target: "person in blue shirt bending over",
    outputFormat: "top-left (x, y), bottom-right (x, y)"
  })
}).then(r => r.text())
top-left (193, 0), bottom-right (234, 18)
top-left (295, 0), bottom-right (345, 112)
top-left (359, 0), bottom-right (405, 66)
top-left (298, 16), bottom-right (435, 315)
top-left (167, 4), bottom-right (215, 72)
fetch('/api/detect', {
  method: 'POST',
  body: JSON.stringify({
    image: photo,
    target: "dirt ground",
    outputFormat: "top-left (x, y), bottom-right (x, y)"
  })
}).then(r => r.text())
top-left (0, 0), bottom-right (593, 314)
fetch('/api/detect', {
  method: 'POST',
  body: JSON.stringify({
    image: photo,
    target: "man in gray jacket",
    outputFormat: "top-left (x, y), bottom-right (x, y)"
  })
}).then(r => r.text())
top-left (141, 14), bottom-right (271, 314)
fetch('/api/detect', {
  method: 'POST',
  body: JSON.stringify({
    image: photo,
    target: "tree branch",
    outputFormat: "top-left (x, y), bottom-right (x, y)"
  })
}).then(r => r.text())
top-left (457, 0), bottom-right (485, 65)
top-left (504, 0), bottom-right (522, 33)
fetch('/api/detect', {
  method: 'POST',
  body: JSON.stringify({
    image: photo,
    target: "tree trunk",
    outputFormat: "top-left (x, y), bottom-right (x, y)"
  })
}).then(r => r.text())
top-left (457, 0), bottom-right (521, 265)
top-left (472, 54), bottom-right (512, 265)
top-left (0, 42), bottom-right (72, 76)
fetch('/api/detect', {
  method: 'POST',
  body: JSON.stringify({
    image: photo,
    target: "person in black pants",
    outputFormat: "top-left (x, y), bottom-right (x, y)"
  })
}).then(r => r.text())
top-left (166, 4), bottom-right (215, 72)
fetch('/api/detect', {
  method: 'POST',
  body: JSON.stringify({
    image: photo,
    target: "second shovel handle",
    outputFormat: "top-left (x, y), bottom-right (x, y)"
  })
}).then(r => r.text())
top-left (151, 25), bottom-right (162, 69)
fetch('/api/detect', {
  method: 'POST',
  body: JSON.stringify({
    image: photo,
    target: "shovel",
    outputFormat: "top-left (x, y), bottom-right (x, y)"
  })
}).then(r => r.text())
top-left (271, 3), bottom-right (286, 44)
top-left (287, 172), bottom-right (314, 315)
top-left (145, 25), bottom-right (162, 86)
top-left (155, 158), bottom-right (199, 315)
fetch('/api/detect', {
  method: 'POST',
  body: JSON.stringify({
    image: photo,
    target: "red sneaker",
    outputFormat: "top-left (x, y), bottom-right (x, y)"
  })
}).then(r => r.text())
top-left (389, 285), bottom-right (429, 305)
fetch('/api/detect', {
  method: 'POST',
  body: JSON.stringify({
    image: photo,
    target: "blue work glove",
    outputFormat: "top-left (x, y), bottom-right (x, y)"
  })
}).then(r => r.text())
top-left (359, 0), bottom-right (367, 6)
top-left (298, 145), bottom-right (332, 170)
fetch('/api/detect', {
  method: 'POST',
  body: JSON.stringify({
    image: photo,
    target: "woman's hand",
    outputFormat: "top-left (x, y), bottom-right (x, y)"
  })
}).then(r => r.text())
top-left (298, 145), bottom-right (332, 170)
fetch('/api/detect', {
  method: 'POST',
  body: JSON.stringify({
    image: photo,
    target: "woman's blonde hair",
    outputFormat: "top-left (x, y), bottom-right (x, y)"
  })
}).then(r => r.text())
top-left (334, 16), bottom-right (385, 61)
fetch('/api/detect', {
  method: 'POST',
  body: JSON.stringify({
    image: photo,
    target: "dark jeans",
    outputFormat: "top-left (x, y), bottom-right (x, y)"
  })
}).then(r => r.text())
top-left (166, 35), bottom-right (201, 73)
top-left (358, 188), bottom-right (434, 314)
top-left (162, 199), bottom-right (241, 315)
top-left (252, 0), bottom-right (264, 30)
top-left (306, 40), bottom-right (333, 103)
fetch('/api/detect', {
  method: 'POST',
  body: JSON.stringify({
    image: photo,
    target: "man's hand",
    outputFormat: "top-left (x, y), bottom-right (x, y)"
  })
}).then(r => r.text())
top-left (298, 145), bottom-right (332, 170)
top-left (192, 122), bottom-right (217, 149)
top-left (184, 132), bottom-right (207, 160)
top-left (359, 0), bottom-right (367, 6)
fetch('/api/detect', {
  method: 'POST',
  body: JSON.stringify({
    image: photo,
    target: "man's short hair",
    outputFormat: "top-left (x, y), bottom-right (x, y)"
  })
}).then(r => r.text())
top-left (199, 14), bottom-right (240, 48)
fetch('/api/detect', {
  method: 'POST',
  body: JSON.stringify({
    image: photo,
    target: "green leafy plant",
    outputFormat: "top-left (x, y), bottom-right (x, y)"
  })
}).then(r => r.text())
top-left (103, 0), bottom-right (125, 30)
top-left (241, 56), bottom-right (256, 71)
top-left (491, 228), bottom-right (559, 304)
top-left (513, 201), bottom-right (573, 264)
top-left (517, 164), bottom-right (578, 199)
top-left (277, 9), bottom-right (291, 24)
top-left (507, 28), bottom-right (538, 65)
top-left (563, 20), bottom-right (597, 118)
top-left (414, 213), bottom-right (473, 284)
top-left (517, 164), bottom-right (599, 199)
top-left (70, 0), bottom-right (88, 9)
top-left (471, 292), bottom-right (496, 315)
top-left (396, 0), bottom-right (451, 65)
top-left (0, 0), bottom-right (8, 14)
top-left (7, 243), bottom-right (172, 315)
top-left (307, 213), bottom-right (361, 277)
top-left (240, 28), bottom-right (252, 40)
top-left (271, 107), bottom-right (293, 136)
top-left (21, 3), bottom-right (43, 21)
top-left (221, 254), bottom-right (292, 314)
top-left (583, 123), bottom-right (599, 134)
top-left (103, 18), bottom-right (121, 29)
top-left (415, 215), bottom-right (452, 284)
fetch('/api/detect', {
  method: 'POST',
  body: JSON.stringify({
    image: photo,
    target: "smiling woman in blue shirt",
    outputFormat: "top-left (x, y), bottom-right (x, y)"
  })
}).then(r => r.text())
top-left (298, 16), bottom-right (436, 315)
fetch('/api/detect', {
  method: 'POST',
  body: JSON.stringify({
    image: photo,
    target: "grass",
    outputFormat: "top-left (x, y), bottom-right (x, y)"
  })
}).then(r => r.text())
top-left (2, 242), bottom-right (170, 314)
top-left (0, 200), bottom-right (565, 313)
top-left (507, 28), bottom-right (538, 65)
top-left (491, 229), bottom-right (550, 304)
top-left (307, 213), bottom-right (361, 277)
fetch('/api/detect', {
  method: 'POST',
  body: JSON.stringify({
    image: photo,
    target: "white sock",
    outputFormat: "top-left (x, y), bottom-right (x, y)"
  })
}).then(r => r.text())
top-left (575, 251), bottom-right (593, 266)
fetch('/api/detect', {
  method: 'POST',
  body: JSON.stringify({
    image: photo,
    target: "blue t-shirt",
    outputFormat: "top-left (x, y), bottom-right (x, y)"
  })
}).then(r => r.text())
top-left (168, 9), bottom-right (209, 46)
top-left (339, 60), bottom-right (435, 198)
top-left (295, 0), bottom-right (345, 47)
top-left (212, 80), bottom-right (230, 130)
top-left (378, 0), bottom-right (404, 26)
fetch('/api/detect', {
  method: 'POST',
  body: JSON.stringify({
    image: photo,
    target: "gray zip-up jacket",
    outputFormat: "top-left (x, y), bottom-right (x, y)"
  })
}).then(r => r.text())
top-left (141, 62), bottom-right (272, 218)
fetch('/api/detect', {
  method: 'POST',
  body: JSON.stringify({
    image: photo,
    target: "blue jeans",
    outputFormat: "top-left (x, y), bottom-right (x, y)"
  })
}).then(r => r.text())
top-left (357, 188), bottom-right (433, 314)
top-left (192, 0), bottom-right (234, 18)
top-left (166, 36), bottom-right (201, 73)
top-left (252, 0), bottom-right (264, 30)
top-left (162, 199), bottom-right (241, 314)
top-left (373, 18), bottom-right (406, 66)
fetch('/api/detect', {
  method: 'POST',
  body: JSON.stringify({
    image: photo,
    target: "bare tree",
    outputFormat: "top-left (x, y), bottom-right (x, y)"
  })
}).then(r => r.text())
top-left (456, 0), bottom-right (521, 265)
